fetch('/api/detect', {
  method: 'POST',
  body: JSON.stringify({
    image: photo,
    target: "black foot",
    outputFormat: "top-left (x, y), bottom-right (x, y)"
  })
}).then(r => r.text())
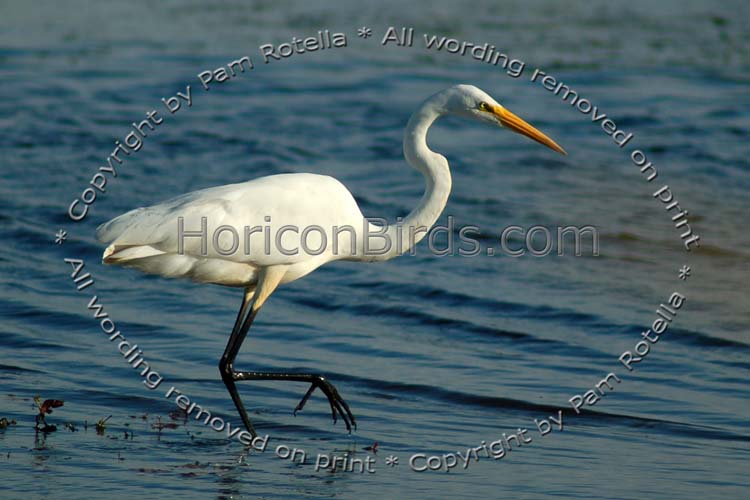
top-left (293, 376), bottom-right (356, 433)
top-left (220, 368), bottom-right (258, 437)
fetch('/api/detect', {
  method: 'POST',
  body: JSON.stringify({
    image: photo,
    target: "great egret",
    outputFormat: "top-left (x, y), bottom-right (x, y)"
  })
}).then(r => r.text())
top-left (97, 84), bottom-right (566, 437)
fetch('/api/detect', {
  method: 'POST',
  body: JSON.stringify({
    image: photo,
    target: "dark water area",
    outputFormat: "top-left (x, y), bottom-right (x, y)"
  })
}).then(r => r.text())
top-left (1, 1), bottom-right (748, 498)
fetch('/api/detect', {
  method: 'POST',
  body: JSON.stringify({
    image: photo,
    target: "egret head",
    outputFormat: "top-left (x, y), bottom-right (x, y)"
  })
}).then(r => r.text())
top-left (441, 84), bottom-right (567, 155)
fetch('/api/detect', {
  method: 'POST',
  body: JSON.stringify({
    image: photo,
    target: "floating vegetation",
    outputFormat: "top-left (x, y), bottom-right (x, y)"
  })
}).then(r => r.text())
top-left (0, 417), bottom-right (17, 429)
top-left (34, 396), bottom-right (64, 433)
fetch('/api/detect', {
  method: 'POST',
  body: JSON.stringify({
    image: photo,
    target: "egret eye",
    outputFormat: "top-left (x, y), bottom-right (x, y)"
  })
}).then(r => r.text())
top-left (478, 101), bottom-right (489, 111)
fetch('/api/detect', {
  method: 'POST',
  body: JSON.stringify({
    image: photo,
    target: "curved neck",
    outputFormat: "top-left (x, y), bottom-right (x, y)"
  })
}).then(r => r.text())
top-left (363, 97), bottom-right (452, 261)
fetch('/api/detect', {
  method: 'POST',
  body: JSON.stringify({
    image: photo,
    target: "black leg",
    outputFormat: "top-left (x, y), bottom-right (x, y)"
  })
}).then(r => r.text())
top-left (219, 285), bottom-right (356, 437)
top-left (233, 371), bottom-right (356, 432)
top-left (219, 290), bottom-right (257, 436)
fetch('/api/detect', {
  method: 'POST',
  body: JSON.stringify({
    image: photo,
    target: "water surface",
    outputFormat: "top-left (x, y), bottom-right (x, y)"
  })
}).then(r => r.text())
top-left (1, 1), bottom-right (748, 498)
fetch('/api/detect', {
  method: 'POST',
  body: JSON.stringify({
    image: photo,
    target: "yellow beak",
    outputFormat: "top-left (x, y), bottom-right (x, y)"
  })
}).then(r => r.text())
top-left (491, 105), bottom-right (567, 156)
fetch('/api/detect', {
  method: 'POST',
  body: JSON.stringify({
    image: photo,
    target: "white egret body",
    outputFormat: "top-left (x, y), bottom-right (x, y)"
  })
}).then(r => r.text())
top-left (98, 85), bottom-right (566, 436)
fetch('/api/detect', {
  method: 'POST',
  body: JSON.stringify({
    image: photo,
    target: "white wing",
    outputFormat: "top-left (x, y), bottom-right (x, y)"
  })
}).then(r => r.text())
top-left (97, 173), bottom-right (365, 286)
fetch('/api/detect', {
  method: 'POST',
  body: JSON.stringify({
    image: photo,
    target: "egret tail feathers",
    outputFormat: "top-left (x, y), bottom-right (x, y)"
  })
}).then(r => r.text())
top-left (102, 244), bottom-right (165, 264)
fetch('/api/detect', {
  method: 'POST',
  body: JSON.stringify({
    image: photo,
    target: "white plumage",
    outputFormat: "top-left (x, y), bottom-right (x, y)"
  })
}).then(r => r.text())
top-left (96, 85), bottom-right (566, 436)
top-left (97, 173), bottom-right (365, 286)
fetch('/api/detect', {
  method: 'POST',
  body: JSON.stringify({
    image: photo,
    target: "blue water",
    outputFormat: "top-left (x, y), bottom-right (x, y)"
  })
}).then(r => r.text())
top-left (1, 1), bottom-right (749, 498)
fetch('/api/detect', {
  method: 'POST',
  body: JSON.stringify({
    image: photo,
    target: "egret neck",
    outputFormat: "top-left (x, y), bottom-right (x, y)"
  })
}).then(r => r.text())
top-left (364, 94), bottom-right (453, 261)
